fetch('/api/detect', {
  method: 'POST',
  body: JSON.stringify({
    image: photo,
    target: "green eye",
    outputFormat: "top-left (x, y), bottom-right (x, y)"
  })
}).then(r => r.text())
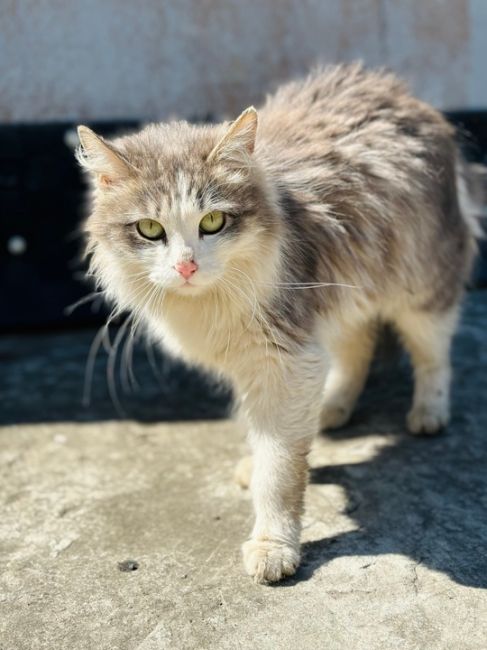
top-left (136, 219), bottom-right (165, 240)
top-left (199, 210), bottom-right (225, 235)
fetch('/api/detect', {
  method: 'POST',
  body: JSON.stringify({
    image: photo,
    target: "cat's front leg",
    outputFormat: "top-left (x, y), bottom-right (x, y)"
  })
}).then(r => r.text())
top-left (242, 434), bottom-right (311, 583)
top-left (238, 346), bottom-right (325, 584)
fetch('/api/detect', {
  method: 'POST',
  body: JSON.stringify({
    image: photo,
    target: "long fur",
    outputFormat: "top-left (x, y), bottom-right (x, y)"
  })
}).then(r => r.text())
top-left (77, 63), bottom-right (483, 584)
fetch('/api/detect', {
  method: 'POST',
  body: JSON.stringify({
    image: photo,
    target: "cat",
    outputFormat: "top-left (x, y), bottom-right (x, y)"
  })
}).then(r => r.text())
top-left (76, 63), bottom-right (483, 584)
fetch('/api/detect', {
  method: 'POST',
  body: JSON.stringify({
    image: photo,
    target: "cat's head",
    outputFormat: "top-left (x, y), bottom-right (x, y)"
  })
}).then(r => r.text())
top-left (77, 109), bottom-right (280, 313)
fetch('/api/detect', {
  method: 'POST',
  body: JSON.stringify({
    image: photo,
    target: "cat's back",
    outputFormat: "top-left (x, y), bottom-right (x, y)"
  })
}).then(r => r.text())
top-left (256, 63), bottom-right (452, 162)
top-left (254, 64), bottom-right (476, 312)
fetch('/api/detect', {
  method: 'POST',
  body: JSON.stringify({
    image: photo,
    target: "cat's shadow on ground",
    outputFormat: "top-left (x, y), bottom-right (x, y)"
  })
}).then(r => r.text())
top-left (281, 363), bottom-right (487, 590)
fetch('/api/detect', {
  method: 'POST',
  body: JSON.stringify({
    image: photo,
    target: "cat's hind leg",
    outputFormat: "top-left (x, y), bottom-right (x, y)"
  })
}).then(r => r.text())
top-left (393, 306), bottom-right (458, 435)
top-left (320, 320), bottom-right (377, 430)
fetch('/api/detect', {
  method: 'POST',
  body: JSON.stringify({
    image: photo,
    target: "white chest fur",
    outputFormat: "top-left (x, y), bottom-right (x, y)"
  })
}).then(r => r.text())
top-left (145, 293), bottom-right (266, 376)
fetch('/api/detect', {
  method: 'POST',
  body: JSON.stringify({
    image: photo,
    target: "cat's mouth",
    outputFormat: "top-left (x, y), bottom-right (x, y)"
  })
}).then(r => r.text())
top-left (172, 277), bottom-right (209, 296)
top-left (159, 270), bottom-right (220, 296)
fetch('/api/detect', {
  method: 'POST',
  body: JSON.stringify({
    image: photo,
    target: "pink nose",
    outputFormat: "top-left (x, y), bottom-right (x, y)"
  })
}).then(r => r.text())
top-left (174, 260), bottom-right (198, 280)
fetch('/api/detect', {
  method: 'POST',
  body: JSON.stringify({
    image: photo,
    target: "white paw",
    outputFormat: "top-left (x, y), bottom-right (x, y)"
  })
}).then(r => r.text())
top-left (242, 538), bottom-right (300, 584)
top-left (320, 403), bottom-right (353, 430)
top-left (234, 455), bottom-right (253, 489)
top-left (407, 403), bottom-right (449, 435)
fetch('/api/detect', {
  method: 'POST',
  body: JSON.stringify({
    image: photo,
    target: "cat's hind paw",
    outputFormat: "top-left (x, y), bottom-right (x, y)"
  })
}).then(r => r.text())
top-left (242, 538), bottom-right (299, 584)
top-left (407, 403), bottom-right (449, 435)
top-left (234, 455), bottom-right (253, 489)
top-left (320, 403), bottom-right (353, 430)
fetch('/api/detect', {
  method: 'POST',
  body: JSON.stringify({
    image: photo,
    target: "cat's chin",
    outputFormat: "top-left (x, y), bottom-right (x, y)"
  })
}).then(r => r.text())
top-left (170, 280), bottom-right (213, 298)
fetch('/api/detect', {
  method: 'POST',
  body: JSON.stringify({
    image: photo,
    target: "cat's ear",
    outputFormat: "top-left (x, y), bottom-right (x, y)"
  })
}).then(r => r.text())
top-left (76, 126), bottom-right (133, 187)
top-left (208, 107), bottom-right (258, 165)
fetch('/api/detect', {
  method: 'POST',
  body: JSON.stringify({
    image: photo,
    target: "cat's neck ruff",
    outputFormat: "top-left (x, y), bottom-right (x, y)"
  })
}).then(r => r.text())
top-left (145, 264), bottom-right (278, 372)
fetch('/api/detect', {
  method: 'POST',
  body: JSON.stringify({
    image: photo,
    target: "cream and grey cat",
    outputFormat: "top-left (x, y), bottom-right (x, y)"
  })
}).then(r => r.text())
top-left (77, 64), bottom-right (482, 584)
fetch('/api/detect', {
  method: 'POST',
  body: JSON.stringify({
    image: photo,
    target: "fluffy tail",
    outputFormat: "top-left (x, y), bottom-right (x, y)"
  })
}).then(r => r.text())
top-left (456, 157), bottom-right (486, 241)
top-left (456, 157), bottom-right (487, 286)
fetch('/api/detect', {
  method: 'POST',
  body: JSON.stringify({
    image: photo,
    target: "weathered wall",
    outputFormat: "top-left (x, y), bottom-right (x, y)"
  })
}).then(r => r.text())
top-left (0, 0), bottom-right (485, 123)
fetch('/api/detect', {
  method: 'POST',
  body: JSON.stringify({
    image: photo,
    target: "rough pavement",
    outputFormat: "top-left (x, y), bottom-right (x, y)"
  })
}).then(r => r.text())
top-left (1, 292), bottom-right (486, 649)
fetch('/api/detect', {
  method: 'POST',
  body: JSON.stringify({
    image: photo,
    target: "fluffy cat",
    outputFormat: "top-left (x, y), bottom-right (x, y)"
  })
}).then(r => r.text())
top-left (77, 64), bottom-right (482, 584)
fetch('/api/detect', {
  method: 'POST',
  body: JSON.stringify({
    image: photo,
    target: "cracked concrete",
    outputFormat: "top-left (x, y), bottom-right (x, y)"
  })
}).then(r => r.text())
top-left (1, 292), bottom-right (487, 649)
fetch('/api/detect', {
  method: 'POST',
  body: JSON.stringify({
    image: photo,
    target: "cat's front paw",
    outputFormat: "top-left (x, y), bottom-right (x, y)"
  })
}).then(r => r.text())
top-left (242, 538), bottom-right (300, 584)
top-left (407, 403), bottom-right (449, 435)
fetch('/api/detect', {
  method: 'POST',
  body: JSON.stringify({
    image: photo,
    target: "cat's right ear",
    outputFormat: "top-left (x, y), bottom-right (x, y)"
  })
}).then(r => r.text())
top-left (208, 107), bottom-right (258, 166)
top-left (76, 126), bottom-right (133, 188)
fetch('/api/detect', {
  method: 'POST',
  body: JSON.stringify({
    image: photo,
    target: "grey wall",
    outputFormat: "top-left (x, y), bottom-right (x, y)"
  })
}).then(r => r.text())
top-left (1, 0), bottom-right (486, 124)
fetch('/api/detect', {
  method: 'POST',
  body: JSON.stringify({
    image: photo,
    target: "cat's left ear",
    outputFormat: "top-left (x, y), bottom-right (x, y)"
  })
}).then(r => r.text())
top-left (208, 107), bottom-right (258, 165)
top-left (76, 126), bottom-right (133, 188)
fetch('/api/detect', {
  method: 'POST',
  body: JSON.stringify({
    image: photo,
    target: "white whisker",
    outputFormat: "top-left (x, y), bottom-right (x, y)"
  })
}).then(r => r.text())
top-left (65, 291), bottom-right (103, 315)
top-left (83, 306), bottom-right (119, 407)
top-left (107, 316), bottom-right (132, 415)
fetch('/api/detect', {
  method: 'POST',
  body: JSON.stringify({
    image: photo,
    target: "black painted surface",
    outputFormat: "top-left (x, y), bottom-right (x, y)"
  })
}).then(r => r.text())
top-left (0, 122), bottom-right (138, 331)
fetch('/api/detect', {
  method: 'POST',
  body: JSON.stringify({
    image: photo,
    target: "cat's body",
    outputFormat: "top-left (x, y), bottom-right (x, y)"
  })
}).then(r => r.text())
top-left (77, 64), bottom-right (482, 583)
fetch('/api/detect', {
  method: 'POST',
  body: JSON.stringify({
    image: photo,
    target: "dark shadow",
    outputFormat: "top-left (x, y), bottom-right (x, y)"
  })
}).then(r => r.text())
top-left (296, 420), bottom-right (487, 589)
top-left (290, 320), bottom-right (487, 590)
top-left (0, 327), bottom-right (232, 425)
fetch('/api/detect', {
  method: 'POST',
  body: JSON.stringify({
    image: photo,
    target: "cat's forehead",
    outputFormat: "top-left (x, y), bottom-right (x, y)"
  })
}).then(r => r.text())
top-left (123, 159), bottom-right (238, 226)
top-left (113, 121), bottom-right (255, 217)
top-left (138, 163), bottom-right (234, 216)
top-left (151, 170), bottom-right (214, 217)
top-left (120, 121), bottom-right (222, 174)
top-left (124, 124), bottom-right (215, 183)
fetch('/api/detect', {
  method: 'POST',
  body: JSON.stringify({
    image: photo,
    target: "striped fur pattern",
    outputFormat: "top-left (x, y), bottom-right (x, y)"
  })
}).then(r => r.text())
top-left (77, 64), bottom-right (482, 583)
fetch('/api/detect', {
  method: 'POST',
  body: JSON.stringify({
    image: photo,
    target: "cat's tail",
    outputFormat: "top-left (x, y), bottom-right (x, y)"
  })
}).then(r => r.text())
top-left (456, 157), bottom-right (486, 241)
top-left (456, 156), bottom-right (486, 285)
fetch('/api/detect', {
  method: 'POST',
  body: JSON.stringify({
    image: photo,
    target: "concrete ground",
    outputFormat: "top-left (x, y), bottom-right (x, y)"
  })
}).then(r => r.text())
top-left (1, 293), bottom-right (487, 650)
